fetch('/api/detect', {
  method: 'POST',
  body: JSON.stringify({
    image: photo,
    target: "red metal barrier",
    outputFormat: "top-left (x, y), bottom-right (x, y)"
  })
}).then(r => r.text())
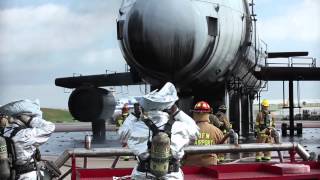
top-left (289, 149), bottom-right (297, 163)
top-left (71, 156), bottom-right (320, 180)
top-left (71, 155), bottom-right (77, 180)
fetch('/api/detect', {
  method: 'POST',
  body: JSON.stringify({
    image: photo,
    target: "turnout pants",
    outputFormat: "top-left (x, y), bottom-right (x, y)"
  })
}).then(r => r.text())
top-left (256, 129), bottom-right (274, 158)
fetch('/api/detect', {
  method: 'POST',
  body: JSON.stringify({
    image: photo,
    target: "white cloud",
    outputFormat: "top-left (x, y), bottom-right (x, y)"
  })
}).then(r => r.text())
top-left (258, 0), bottom-right (320, 42)
top-left (0, 84), bottom-right (70, 109)
top-left (0, 47), bottom-right (128, 86)
top-left (56, 48), bottom-right (128, 76)
top-left (0, 4), bottom-right (118, 56)
top-left (0, 1), bottom-right (132, 108)
top-left (81, 48), bottom-right (126, 70)
top-left (0, 2), bottom-right (126, 86)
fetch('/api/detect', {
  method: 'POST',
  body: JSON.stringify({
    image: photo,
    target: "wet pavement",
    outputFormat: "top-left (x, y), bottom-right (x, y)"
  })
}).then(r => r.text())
top-left (228, 128), bottom-right (320, 161)
top-left (282, 128), bottom-right (320, 155)
top-left (40, 127), bottom-right (320, 161)
top-left (40, 131), bottom-right (121, 156)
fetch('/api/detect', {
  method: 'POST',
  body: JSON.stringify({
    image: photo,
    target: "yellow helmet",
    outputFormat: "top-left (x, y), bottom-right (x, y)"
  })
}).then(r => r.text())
top-left (261, 99), bottom-right (269, 107)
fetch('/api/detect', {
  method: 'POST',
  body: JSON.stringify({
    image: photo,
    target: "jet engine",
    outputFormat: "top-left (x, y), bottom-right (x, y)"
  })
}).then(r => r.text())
top-left (68, 87), bottom-right (116, 122)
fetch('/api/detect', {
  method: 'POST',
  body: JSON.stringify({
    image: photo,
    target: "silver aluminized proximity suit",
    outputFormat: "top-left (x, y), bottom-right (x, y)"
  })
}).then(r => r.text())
top-left (1, 100), bottom-right (55, 180)
top-left (118, 83), bottom-right (199, 179)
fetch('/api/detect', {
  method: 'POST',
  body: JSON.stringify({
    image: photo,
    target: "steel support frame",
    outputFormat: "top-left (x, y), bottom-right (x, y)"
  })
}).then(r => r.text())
top-left (92, 120), bottom-right (106, 142)
top-left (289, 80), bottom-right (294, 136)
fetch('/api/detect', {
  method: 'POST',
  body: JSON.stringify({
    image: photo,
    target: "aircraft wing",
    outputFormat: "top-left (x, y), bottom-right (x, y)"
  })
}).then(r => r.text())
top-left (254, 67), bottom-right (320, 81)
top-left (55, 72), bottom-right (143, 89)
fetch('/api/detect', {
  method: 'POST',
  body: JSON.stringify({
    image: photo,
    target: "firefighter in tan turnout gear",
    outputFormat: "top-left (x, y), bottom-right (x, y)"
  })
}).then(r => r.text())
top-left (208, 105), bottom-right (231, 133)
top-left (255, 99), bottom-right (275, 162)
top-left (184, 101), bottom-right (224, 166)
top-left (116, 104), bottom-right (130, 127)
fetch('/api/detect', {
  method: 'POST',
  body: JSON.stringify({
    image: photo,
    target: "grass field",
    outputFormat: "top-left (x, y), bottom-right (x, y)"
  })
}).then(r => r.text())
top-left (41, 108), bottom-right (75, 123)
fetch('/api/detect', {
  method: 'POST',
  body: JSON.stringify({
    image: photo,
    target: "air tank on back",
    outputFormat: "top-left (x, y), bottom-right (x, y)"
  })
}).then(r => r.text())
top-left (0, 136), bottom-right (10, 180)
top-left (117, 0), bottom-right (258, 90)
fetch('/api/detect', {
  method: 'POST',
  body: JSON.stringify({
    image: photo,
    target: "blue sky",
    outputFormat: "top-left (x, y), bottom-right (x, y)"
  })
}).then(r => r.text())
top-left (0, 0), bottom-right (319, 108)
top-left (254, 0), bottom-right (320, 101)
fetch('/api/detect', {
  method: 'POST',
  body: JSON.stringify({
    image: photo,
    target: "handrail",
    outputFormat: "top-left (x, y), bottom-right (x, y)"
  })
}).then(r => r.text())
top-left (265, 56), bottom-right (316, 68)
top-left (55, 142), bottom-right (311, 168)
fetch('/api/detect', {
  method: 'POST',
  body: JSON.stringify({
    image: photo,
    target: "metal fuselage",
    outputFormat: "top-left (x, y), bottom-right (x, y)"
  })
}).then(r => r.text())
top-left (118, 0), bottom-right (266, 94)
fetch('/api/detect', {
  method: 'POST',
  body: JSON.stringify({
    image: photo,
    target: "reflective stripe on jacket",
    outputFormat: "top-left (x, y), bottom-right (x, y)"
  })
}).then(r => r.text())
top-left (184, 119), bottom-right (224, 166)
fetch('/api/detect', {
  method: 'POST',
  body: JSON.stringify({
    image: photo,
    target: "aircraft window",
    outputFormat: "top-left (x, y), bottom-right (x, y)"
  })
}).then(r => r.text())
top-left (207, 16), bottom-right (218, 36)
top-left (117, 20), bottom-right (124, 40)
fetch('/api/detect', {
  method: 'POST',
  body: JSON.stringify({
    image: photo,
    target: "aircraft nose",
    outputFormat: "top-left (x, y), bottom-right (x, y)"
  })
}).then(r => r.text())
top-left (125, 0), bottom-right (197, 79)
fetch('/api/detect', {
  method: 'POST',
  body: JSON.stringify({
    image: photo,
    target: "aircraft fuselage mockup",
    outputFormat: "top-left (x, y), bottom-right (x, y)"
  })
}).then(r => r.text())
top-left (55, 0), bottom-right (317, 140)
top-left (117, 0), bottom-right (265, 95)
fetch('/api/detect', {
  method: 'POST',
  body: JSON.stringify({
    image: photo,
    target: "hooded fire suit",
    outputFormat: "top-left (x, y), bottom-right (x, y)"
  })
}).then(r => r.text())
top-left (255, 110), bottom-right (275, 159)
top-left (183, 114), bottom-right (224, 166)
top-left (116, 111), bottom-right (130, 160)
top-left (3, 117), bottom-right (55, 179)
top-left (119, 110), bottom-right (199, 179)
top-left (118, 82), bottom-right (199, 179)
top-left (1, 100), bottom-right (55, 180)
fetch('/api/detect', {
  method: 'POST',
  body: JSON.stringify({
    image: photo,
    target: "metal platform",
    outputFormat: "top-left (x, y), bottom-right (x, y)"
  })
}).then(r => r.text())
top-left (254, 56), bottom-right (320, 137)
top-left (254, 67), bottom-right (320, 81)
